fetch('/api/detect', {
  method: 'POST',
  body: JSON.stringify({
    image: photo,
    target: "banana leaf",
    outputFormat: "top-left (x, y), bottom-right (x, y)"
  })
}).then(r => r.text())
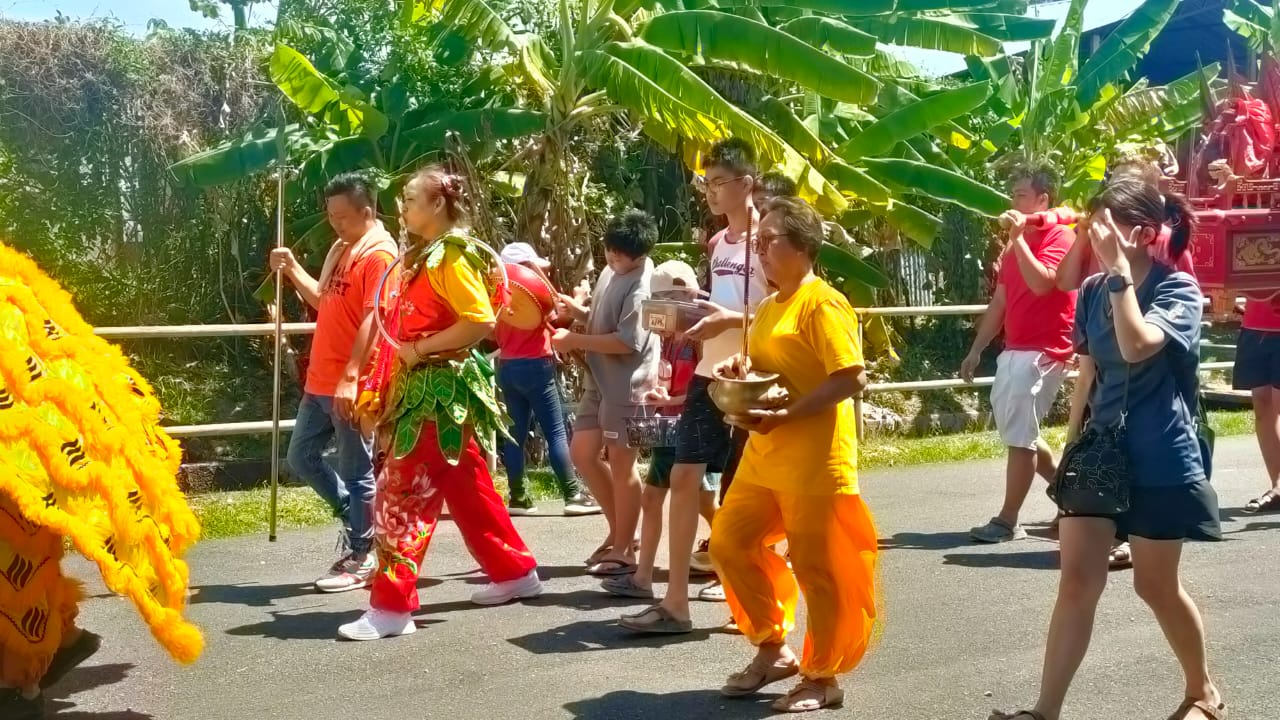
top-left (863, 158), bottom-right (1007, 217)
top-left (818, 242), bottom-right (890, 287)
top-left (778, 16), bottom-right (877, 57)
top-left (269, 44), bottom-right (389, 139)
top-left (1075, 0), bottom-right (1179, 107)
top-left (848, 15), bottom-right (1002, 56)
top-left (838, 82), bottom-right (990, 161)
top-left (641, 11), bottom-right (880, 104)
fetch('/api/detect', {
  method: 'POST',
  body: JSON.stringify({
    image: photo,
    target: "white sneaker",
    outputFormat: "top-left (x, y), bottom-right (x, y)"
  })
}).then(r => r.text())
top-left (470, 568), bottom-right (544, 606)
top-left (336, 609), bottom-right (416, 641)
top-left (315, 554), bottom-right (377, 593)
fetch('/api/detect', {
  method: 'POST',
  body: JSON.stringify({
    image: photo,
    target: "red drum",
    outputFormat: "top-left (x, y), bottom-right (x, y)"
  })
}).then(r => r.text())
top-left (501, 262), bottom-right (557, 330)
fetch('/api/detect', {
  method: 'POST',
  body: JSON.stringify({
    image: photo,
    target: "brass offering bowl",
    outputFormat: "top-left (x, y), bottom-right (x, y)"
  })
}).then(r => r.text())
top-left (707, 372), bottom-right (787, 421)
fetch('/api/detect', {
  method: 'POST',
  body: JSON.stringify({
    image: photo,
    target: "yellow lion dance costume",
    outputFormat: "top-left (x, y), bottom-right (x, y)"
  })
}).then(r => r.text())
top-left (0, 242), bottom-right (202, 715)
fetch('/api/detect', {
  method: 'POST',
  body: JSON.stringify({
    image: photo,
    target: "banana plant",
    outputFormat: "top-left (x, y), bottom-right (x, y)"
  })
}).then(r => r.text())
top-left (965, 0), bottom-right (1220, 203)
top-left (422, 0), bottom-right (1050, 293)
top-left (170, 37), bottom-right (547, 256)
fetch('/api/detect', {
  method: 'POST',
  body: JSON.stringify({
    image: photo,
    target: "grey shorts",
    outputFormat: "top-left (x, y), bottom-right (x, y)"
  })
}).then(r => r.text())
top-left (577, 386), bottom-right (637, 446)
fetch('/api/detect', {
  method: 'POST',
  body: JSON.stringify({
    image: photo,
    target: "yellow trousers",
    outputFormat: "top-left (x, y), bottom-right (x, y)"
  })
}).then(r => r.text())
top-left (0, 496), bottom-right (79, 689)
top-left (710, 481), bottom-right (879, 679)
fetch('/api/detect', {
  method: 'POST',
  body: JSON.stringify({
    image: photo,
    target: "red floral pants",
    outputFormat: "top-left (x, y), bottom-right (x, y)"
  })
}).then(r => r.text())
top-left (369, 424), bottom-right (537, 614)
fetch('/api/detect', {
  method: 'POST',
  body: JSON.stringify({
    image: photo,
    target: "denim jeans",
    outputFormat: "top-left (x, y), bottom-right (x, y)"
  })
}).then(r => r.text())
top-left (286, 393), bottom-right (375, 555)
top-left (497, 357), bottom-right (581, 501)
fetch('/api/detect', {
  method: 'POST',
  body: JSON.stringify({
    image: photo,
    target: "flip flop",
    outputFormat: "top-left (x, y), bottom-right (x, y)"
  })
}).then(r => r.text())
top-left (587, 559), bottom-right (637, 577)
top-left (617, 604), bottom-right (693, 634)
top-left (601, 575), bottom-right (654, 599)
top-left (584, 543), bottom-right (612, 566)
top-left (989, 712), bottom-right (1047, 720)
top-left (1244, 489), bottom-right (1280, 514)
top-left (1166, 698), bottom-right (1228, 720)
top-left (720, 656), bottom-right (800, 697)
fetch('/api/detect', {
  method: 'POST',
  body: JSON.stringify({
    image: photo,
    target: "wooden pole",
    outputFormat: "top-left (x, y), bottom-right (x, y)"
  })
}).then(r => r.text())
top-left (268, 109), bottom-right (286, 543)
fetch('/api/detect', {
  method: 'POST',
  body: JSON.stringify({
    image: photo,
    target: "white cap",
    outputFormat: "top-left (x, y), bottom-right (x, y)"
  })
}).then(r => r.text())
top-left (501, 242), bottom-right (550, 269)
top-left (651, 260), bottom-right (706, 297)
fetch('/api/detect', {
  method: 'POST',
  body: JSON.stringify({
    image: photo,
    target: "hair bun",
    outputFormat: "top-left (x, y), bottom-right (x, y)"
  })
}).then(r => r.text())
top-left (442, 174), bottom-right (464, 199)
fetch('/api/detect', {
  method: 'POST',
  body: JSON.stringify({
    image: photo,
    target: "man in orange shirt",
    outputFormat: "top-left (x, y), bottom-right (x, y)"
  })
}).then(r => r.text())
top-left (269, 173), bottom-right (396, 593)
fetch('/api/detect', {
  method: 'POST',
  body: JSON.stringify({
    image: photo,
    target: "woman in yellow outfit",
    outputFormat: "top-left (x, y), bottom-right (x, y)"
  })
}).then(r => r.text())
top-left (0, 242), bottom-right (203, 718)
top-left (710, 196), bottom-right (879, 714)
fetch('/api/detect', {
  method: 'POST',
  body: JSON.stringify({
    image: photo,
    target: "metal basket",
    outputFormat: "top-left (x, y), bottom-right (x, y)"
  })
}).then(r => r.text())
top-left (624, 414), bottom-right (680, 449)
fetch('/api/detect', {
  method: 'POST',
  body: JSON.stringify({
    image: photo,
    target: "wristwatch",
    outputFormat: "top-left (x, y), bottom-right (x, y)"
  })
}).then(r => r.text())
top-left (1105, 273), bottom-right (1133, 293)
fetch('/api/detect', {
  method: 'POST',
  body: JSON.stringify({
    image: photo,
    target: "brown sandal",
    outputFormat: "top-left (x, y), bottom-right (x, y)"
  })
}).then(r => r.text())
top-left (720, 655), bottom-right (800, 697)
top-left (1166, 698), bottom-right (1228, 720)
top-left (771, 678), bottom-right (844, 713)
top-left (1244, 489), bottom-right (1280, 514)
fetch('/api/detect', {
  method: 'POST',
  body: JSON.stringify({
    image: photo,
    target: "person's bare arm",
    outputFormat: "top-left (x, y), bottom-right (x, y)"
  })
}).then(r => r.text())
top-left (552, 329), bottom-right (632, 355)
top-left (404, 319), bottom-right (495, 362)
top-left (1055, 230), bottom-right (1090, 292)
top-left (334, 313), bottom-right (378, 421)
top-left (1010, 239), bottom-right (1058, 295)
top-left (1066, 355), bottom-right (1095, 442)
top-left (269, 248), bottom-right (322, 309)
top-left (960, 284), bottom-right (1007, 382)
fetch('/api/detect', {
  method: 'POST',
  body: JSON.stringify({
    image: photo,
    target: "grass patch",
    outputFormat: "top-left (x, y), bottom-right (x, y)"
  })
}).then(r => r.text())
top-left (862, 410), bottom-right (1254, 470)
top-left (190, 487), bottom-right (335, 540)
top-left (189, 411), bottom-right (1256, 538)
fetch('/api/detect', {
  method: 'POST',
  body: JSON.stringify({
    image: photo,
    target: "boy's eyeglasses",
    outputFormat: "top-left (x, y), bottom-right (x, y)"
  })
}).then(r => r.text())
top-left (692, 174), bottom-right (747, 194)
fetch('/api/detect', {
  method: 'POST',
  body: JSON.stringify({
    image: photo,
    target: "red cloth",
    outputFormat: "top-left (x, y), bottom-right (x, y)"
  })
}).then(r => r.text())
top-left (1244, 298), bottom-right (1280, 331)
top-left (656, 337), bottom-right (698, 415)
top-left (998, 225), bottom-right (1077, 361)
top-left (1229, 97), bottom-right (1275, 177)
top-left (496, 322), bottom-right (553, 359)
top-left (370, 424), bottom-right (538, 613)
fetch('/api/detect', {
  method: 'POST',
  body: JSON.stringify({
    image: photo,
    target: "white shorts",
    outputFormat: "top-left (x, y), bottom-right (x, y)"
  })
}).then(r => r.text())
top-left (991, 350), bottom-right (1069, 450)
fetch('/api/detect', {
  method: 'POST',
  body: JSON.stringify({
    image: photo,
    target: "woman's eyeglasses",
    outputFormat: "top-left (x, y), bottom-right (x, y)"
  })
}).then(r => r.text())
top-left (755, 231), bottom-right (790, 254)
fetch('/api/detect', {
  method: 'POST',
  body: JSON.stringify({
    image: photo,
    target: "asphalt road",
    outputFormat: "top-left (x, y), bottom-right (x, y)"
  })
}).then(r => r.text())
top-left (51, 436), bottom-right (1280, 720)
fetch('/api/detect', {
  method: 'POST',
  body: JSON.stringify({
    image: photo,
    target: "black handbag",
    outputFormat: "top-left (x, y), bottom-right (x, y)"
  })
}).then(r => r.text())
top-left (1049, 369), bottom-right (1132, 515)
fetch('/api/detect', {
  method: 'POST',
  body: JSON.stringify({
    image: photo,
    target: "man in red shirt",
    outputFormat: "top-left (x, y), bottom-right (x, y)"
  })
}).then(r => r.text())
top-left (961, 165), bottom-right (1077, 543)
top-left (268, 173), bottom-right (396, 591)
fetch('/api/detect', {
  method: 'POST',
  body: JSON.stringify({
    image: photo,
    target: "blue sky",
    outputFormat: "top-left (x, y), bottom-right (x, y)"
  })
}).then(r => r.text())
top-left (2, 0), bottom-right (1145, 75)
top-left (0, 0), bottom-right (275, 33)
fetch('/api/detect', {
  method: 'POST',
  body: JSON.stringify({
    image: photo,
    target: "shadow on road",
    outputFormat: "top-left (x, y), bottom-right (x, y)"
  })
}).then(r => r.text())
top-left (509, 619), bottom-right (715, 655)
top-left (879, 531), bottom-right (972, 551)
top-left (943, 549), bottom-right (1058, 570)
top-left (190, 581), bottom-right (319, 608)
top-left (564, 690), bottom-right (780, 719)
top-left (420, 588), bottom-right (647, 617)
top-left (191, 577), bottom-right (442, 608)
top-left (225, 609), bottom-right (443, 640)
top-left (43, 662), bottom-right (152, 718)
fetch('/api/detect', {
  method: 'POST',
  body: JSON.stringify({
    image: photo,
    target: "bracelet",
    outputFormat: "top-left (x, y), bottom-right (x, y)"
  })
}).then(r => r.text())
top-left (409, 338), bottom-right (424, 365)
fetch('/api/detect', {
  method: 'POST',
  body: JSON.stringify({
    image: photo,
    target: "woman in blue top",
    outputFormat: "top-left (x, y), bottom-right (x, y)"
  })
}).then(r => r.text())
top-left (993, 178), bottom-right (1224, 720)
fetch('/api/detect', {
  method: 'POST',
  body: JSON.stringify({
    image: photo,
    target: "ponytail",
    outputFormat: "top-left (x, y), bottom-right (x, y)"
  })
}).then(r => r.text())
top-left (1162, 191), bottom-right (1196, 261)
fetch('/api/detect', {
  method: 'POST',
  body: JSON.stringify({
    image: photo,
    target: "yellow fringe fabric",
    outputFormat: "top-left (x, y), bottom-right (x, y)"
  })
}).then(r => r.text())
top-left (0, 242), bottom-right (203, 670)
top-left (0, 495), bottom-right (81, 687)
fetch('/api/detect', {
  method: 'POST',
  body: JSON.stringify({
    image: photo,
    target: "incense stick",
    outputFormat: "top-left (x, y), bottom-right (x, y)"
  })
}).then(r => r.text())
top-left (741, 209), bottom-right (753, 364)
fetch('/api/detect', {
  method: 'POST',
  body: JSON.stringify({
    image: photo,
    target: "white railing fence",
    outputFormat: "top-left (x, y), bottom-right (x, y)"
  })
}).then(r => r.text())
top-left (96, 303), bottom-right (1238, 443)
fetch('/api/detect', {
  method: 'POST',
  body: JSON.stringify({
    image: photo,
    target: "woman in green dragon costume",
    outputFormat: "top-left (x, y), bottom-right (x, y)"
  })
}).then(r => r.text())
top-left (334, 164), bottom-right (543, 641)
